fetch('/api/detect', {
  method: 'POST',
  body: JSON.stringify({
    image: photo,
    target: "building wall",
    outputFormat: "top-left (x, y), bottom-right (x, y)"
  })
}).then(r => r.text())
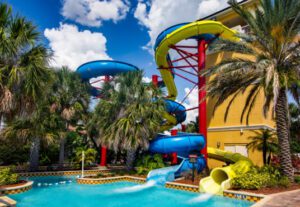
top-left (207, 129), bottom-right (263, 168)
top-left (205, 84), bottom-right (274, 168)
top-left (203, 0), bottom-right (275, 168)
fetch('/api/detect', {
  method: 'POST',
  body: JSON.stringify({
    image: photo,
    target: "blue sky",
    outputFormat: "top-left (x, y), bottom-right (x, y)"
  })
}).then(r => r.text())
top-left (4, 0), bottom-right (154, 70)
top-left (3, 0), bottom-right (241, 123)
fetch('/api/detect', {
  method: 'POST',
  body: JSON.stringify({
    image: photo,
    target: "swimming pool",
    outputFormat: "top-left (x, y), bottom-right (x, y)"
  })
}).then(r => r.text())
top-left (10, 176), bottom-right (253, 207)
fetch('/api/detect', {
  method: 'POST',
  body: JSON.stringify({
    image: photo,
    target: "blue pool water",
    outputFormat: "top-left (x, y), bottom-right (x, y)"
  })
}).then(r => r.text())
top-left (11, 176), bottom-right (253, 207)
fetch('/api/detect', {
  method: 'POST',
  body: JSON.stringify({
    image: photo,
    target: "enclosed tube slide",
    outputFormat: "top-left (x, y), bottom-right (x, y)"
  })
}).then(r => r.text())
top-left (199, 147), bottom-right (253, 195)
top-left (147, 133), bottom-right (206, 184)
top-left (76, 60), bottom-right (139, 96)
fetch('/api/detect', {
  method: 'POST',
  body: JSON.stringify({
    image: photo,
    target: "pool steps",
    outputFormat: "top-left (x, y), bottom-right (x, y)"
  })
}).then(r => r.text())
top-left (0, 196), bottom-right (16, 207)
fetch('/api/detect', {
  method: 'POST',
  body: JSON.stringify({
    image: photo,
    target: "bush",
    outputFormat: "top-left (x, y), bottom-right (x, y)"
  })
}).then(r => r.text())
top-left (290, 139), bottom-right (300, 153)
top-left (295, 176), bottom-right (300, 183)
top-left (231, 165), bottom-right (290, 190)
top-left (292, 155), bottom-right (300, 170)
top-left (278, 176), bottom-right (291, 188)
top-left (0, 168), bottom-right (19, 186)
top-left (272, 155), bottom-right (300, 170)
top-left (136, 154), bottom-right (165, 175)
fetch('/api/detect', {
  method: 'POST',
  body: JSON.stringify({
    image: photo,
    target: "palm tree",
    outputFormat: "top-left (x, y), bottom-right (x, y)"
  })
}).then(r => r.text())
top-left (0, 3), bottom-right (53, 120)
top-left (203, 0), bottom-right (300, 180)
top-left (1, 103), bottom-right (59, 171)
top-left (91, 70), bottom-right (165, 170)
top-left (186, 116), bottom-right (199, 133)
top-left (74, 148), bottom-right (97, 166)
top-left (247, 129), bottom-right (278, 165)
top-left (50, 67), bottom-right (90, 166)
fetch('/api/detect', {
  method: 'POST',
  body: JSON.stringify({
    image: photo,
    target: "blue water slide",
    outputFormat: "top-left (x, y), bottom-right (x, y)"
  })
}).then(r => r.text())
top-left (147, 133), bottom-right (206, 184)
top-left (149, 134), bottom-right (205, 157)
top-left (76, 60), bottom-right (139, 96)
top-left (77, 60), bottom-right (139, 80)
top-left (154, 23), bottom-right (189, 50)
top-left (164, 99), bottom-right (186, 124)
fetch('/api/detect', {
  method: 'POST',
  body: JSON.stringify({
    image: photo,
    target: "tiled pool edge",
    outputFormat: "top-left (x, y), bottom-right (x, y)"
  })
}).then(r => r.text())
top-left (165, 182), bottom-right (265, 203)
top-left (77, 176), bottom-right (146, 185)
top-left (0, 181), bottom-right (33, 195)
top-left (165, 182), bottom-right (199, 193)
top-left (19, 169), bottom-right (109, 177)
top-left (77, 176), bottom-right (264, 203)
top-left (223, 190), bottom-right (265, 203)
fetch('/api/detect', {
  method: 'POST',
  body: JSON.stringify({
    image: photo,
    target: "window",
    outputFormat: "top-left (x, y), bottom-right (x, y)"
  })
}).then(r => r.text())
top-left (224, 145), bottom-right (248, 157)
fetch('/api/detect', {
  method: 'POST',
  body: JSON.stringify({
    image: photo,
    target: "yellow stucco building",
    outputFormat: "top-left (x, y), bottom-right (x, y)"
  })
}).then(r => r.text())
top-left (202, 0), bottom-right (275, 168)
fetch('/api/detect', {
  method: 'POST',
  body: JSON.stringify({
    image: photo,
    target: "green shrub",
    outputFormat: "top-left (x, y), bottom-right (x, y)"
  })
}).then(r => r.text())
top-left (278, 176), bottom-right (290, 188)
top-left (231, 165), bottom-right (290, 190)
top-left (136, 154), bottom-right (165, 175)
top-left (96, 173), bottom-right (106, 178)
top-left (294, 176), bottom-right (300, 183)
top-left (0, 168), bottom-right (19, 186)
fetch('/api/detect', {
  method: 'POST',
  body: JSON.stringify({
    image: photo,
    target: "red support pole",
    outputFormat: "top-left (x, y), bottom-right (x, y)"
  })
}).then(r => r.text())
top-left (100, 75), bottom-right (110, 166)
top-left (170, 129), bottom-right (178, 135)
top-left (104, 76), bottom-right (110, 82)
top-left (100, 147), bottom-right (107, 166)
top-left (170, 129), bottom-right (178, 164)
top-left (181, 124), bottom-right (186, 132)
top-left (152, 75), bottom-right (159, 87)
top-left (198, 39), bottom-right (208, 162)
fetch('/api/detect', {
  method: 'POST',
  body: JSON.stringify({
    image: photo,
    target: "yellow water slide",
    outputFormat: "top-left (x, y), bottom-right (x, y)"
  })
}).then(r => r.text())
top-left (200, 147), bottom-right (253, 195)
top-left (155, 20), bottom-right (238, 101)
top-left (154, 20), bottom-right (253, 195)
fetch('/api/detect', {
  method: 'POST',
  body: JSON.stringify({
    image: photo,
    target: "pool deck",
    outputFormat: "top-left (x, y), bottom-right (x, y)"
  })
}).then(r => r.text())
top-left (252, 189), bottom-right (300, 207)
top-left (0, 196), bottom-right (16, 207)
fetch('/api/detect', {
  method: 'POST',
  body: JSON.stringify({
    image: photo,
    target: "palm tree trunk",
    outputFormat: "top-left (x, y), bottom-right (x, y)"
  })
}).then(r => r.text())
top-left (29, 137), bottom-right (40, 172)
top-left (275, 88), bottom-right (294, 180)
top-left (59, 122), bottom-right (69, 168)
top-left (59, 137), bottom-right (65, 168)
top-left (126, 149), bottom-right (136, 171)
top-left (267, 152), bottom-right (271, 165)
top-left (263, 138), bottom-right (267, 165)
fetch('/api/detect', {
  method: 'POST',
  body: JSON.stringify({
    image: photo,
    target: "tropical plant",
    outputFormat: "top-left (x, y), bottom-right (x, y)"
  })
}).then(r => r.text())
top-left (74, 148), bottom-right (97, 166)
top-left (231, 165), bottom-right (290, 190)
top-left (50, 67), bottom-right (90, 166)
top-left (290, 140), bottom-right (300, 154)
top-left (0, 136), bottom-right (30, 165)
top-left (0, 168), bottom-right (19, 186)
top-left (0, 3), bottom-right (53, 120)
top-left (136, 154), bottom-right (165, 175)
top-left (1, 103), bottom-right (59, 171)
top-left (186, 116), bottom-right (199, 133)
top-left (65, 131), bottom-right (89, 161)
top-left (90, 70), bottom-right (165, 170)
top-left (246, 129), bottom-right (278, 165)
top-left (204, 0), bottom-right (300, 180)
top-left (295, 176), bottom-right (300, 183)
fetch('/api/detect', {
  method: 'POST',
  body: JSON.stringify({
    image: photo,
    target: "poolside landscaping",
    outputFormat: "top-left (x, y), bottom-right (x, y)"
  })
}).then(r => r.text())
top-left (1, 0), bottom-right (300, 207)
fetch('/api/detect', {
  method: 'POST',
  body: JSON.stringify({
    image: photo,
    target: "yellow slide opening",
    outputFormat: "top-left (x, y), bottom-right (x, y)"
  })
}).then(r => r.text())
top-left (199, 147), bottom-right (253, 195)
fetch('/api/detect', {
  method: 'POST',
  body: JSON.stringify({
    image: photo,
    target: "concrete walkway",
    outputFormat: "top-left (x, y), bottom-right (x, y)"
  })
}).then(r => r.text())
top-left (252, 189), bottom-right (300, 207)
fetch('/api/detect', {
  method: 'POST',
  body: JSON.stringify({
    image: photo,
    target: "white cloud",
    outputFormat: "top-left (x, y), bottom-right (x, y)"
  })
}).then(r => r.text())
top-left (44, 23), bottom-right (111, 70)
top-left (181, 87), bottom-right (199, 124)
top-left (134, 0), bottom-right (237, 51)
top-left (61, 0), bottom-right (130, 27)
top-left (142, 76), bottom-right (152, 83)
